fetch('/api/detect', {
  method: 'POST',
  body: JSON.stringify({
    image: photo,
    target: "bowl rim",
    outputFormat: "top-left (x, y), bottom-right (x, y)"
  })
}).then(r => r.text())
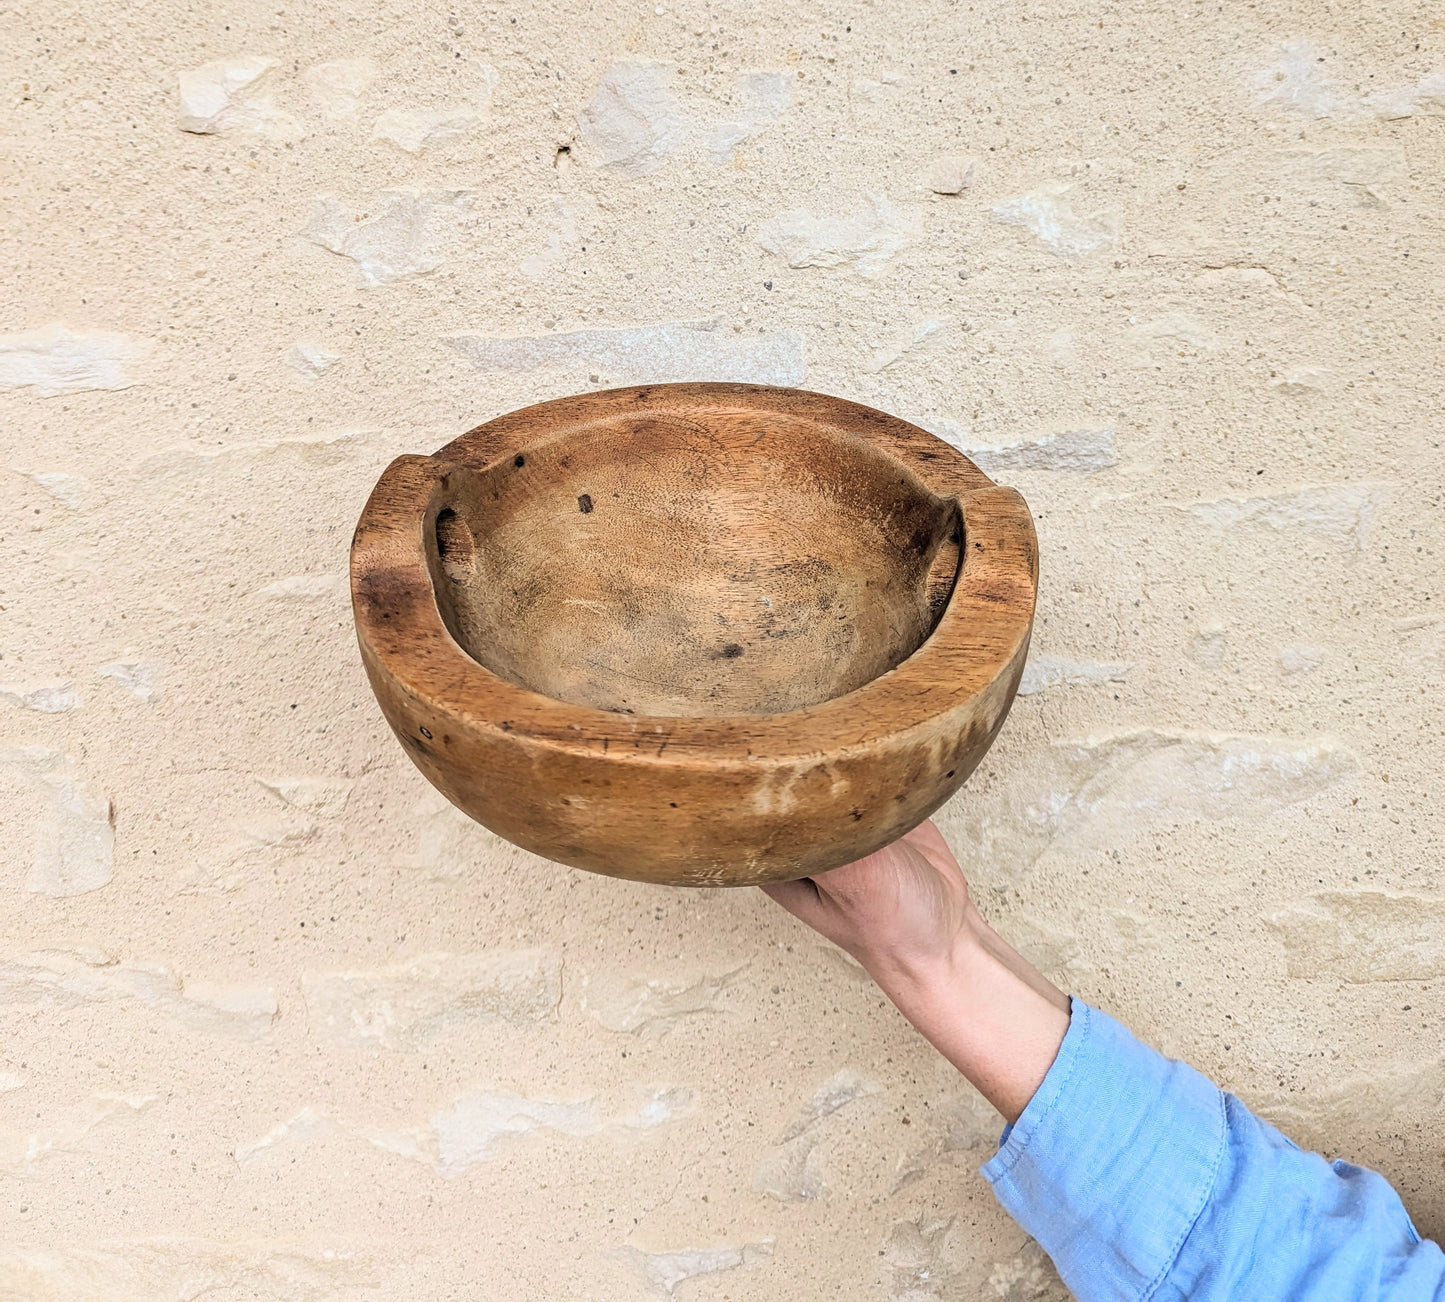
top-left (351, 383), bottom-right (1037, 768)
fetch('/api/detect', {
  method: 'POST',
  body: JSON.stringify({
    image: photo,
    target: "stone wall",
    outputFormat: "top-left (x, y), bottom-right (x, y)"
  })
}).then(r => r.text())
top-left (2, 1), bottom-right (1442, 1296)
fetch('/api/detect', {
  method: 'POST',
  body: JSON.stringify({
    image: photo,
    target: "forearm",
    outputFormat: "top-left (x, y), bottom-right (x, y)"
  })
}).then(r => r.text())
top-left (764, 821), bottom-right (1445, 1299)
top-left (861, 902), bottom-right (1070, 1124)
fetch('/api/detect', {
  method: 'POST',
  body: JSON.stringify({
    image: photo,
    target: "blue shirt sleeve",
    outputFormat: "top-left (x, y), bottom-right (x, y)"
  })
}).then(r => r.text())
top-left (980, 999), bottom-right (1445, 1301)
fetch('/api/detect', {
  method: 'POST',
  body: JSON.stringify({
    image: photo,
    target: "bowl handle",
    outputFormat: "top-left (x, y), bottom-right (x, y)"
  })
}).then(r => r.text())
top-left (352, 454), bottom-right (449, 548)
top-left (351, 453), bottom-right (459, 648)
top-left (959, 482), bottom-right (1037, 571)
top-left (947, 483), bottom-right (1039, 662)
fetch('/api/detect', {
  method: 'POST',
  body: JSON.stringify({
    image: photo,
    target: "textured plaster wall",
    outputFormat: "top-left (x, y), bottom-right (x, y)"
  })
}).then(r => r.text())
top-left (2, 0), bottom-right (1444, 1297)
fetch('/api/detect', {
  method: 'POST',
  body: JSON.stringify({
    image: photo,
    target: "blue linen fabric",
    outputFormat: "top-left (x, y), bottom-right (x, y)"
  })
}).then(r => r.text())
top-left (981, 1000), bottom-right (1445, 1301)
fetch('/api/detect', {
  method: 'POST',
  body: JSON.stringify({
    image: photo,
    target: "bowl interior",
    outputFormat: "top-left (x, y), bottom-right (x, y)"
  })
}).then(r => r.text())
top-left (427, 410), bottom-right (962, 717)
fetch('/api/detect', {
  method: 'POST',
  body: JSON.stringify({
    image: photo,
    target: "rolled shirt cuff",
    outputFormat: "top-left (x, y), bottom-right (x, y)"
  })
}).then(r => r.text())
top-left (981, 999), bottom-right (1227, 1302)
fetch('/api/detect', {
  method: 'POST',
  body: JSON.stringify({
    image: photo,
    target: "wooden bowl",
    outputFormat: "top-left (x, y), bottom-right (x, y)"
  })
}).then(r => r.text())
top-left (351, 383), bottom-right (1036, 886)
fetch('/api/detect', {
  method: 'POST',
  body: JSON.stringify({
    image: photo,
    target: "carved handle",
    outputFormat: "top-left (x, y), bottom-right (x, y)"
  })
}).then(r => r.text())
top-left (951, 484), bottom-right (1039, 623)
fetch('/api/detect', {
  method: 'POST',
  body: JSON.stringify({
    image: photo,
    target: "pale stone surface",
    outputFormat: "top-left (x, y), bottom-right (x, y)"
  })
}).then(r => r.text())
top-left (1128, 312), bottom-right (1218, 361)
top-left (257, 574), bottom-right (345, 600)
top-left (302, 950), bottom-right (562, 1048)
top-left (238, 1086), bottom-right (691, 1176)
top-left (758, 194), bottom-right (921, 276)
top-left (928, 423), bottom-right (1117, 473)
top-left (580, 965), bottom-right (741, 1035)
top-left (1045, 328), bottom-right (1076, 365)
top-left (950, 730), bottom-right (1361, 877)
top-left (303, 57), bottom-right (379, 121)
top-left (447, 320), bottom-right (806, 386)
top-left (302, 193), bottom-right (470, 286)
top-left (141, 429), bottom-right (364, 476)
top-left (753, 1069), bottom-right (878, 1201)
top-left (0, 681), bottom-right (80, 712)
top-left (993, 183), bottom-right (1117, 257)
top-left (518, 196), bottom-right (590, 279)
top-left (284, 342), bottom-right (340, 379)
top-left (96, 658), bottom-right (164, 704)
top-left (176, 55), bottom-right (273, 130)
top-left (397, 788), bottom-right (503, 880)
top-left (433, 1085), bottom-right (691, 1172)
top-left (176, 56), bottom-right (302, 139)
top-left (881, 1214), bottom-right (961, 1299)
top-left (1256, 1057), bottom-right (1445, 1172)
top-left (233, 1107), bottom-right (337, 1163)
top-left (430, 1089), bottom-right (601, 1170)
top-left (998, 916), bottom-right (1082, 985)
top-left (1396, 616), bottom-right (1444, 668)
top-left (620, 1240), bottom-right (773, 1296)
top-left (19, 470), bottom-right (91, 508)
top-left (1270, 365), bottom-right (1331, 392)
top-left (372, 107), bottom-right (479, 153)
top-left (866, 319), bottom-right (951, 372)
top-left (181, 813), bottom-right (319, 895)
top-left (0, 749), bottom-right (113, 895)
top-left (1187, 627), bottom-right (1228, 666)
top-left (776, 1069), bottom-right (879, 1144)
top-left (1278, 643), bottom-right (1327, 675)
top-left (1255, 39), bottom-right (1445, 120)
top-left (706, 70), bottom-right (793, 161)
top-left (578, 60), bottom-right (692, 175)
top-left (0, 1094), bottom-right (156, 1178)
top-left (577, 61), bottom-right (792, 174)
top-left (812, 943), bottom-right (872, 984)
top-left (752, 1130), bottom-right (827, 1201)
top-left (893, 1085), bottom-right (1002, 1193)
top-left (370, 64), bottom-right (497, 151)
top-left (1017, 655), bottom-right (1130, 696)
top-left (0, 948), bottom-right (278, 1038)
top-left (0, 1237), bottom-right (380, 1300)
top-left (257, 777), bottom-right (353, 817)
top-left (1183, 484), bottom-right (1392, 551)
top-left (850, 73), bottom-right (904, 104)
top-left (1266, 892), bottom-right (1445, 982)
top-left (926, 154), bottom-right (976, 194)
top-left (27, 772), bottom-right (111, 896)
top-left (1364, 72), bottom-right (1445, 120)
top-left (1280, 146), bottom-right (1407, 186)
top-left (1254, 39), bottom-right (1340, 117)
top-left (988, 1240), bottom-right (1071, 1300)
top-left (0, 324), bottom-right (149, 396)
top-left (5, 0), bottom-right (1445, 1286)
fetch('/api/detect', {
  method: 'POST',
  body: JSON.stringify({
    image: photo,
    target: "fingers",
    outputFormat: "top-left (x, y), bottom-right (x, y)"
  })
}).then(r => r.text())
top-left (809, 844), bottom-right (899, 901)
top-left (760, 827), bottom-right (952, 930)
top-left (900, 818), bottom-right (964, 877)
top-left (759, 877), bottom-right (827, 929)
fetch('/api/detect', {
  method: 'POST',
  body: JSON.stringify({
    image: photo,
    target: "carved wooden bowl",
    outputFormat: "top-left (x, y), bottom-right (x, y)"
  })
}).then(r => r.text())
top-left (351, 383), bottom-right (1036, 886)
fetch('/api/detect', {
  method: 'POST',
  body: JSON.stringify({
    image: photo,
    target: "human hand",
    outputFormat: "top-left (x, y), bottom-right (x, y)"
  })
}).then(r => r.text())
top-left (759, 819), bottom-right (974, 989)
top-left (760, 819), bottom-right (1070, 1123)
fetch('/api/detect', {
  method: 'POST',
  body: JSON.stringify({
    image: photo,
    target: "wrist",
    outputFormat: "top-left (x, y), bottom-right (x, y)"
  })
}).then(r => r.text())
top-left (861, 903), bottom-right (994, 1011)
top-left (864, 906), bottom-right (1072, 1124)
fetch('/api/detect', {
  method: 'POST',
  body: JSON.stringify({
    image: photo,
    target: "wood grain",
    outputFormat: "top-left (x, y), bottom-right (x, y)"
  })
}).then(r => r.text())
top-left (351, 383), bottom-right (1037, 886)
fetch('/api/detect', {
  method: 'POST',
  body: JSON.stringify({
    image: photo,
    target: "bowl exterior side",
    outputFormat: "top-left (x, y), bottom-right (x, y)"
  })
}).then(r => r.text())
top-left (357, 623), bottom-right (1029, 885)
